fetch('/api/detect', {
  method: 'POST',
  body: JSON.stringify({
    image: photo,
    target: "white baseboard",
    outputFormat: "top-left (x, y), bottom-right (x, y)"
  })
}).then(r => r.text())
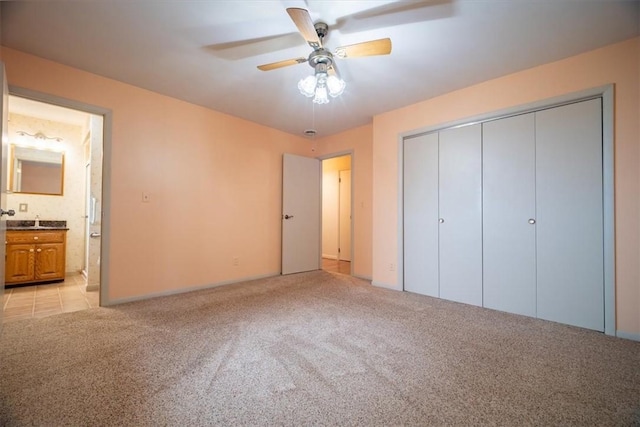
top-left (322, 254), bottom-right (338, 260)
top-left (372, 281), bottom-right (402, 291)
top-left (616, 330), bottom-right (640, 342)
top-left (103, 272), bottom-right (280, 306)
top-left (86, 283), bottom-right (99, 292)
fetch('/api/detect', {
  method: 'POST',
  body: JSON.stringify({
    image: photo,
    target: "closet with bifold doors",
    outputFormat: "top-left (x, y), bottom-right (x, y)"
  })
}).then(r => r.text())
top-left (403, 97), bottom-right (605, 332)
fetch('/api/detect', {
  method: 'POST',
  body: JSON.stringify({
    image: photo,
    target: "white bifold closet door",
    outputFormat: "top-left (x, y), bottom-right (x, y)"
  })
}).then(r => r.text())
top-left (483, 113), bottom-right (537, 317)
top-left (536, 99), bottom-right (604, 331)
top-left (403, 132), bottom-right (439, 297)
top-left (439, 124), bottom-right (482, 306)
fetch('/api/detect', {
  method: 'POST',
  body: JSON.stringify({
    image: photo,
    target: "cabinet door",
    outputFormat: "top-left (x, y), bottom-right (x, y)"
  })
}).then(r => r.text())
top-left (439, 124), bottom-right (482, 306)
top-left (35, 243), bottom-right (65, 281)
top-left (403, 132), bottom-right (439, 297)
top-left (536, 99), bottom-right (604, 331)
top-left (6, 244), bottom-right (35, 283)
top-left (482, 113), bottom-right (536, 317)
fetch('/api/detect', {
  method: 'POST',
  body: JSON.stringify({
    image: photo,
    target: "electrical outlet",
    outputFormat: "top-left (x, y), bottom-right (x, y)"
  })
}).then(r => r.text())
top-left (232, 257), bottom-right (239, 266)
top-left (142, 192), bottom-right (151, 203)
top-left (389, 263), bottom-right (395, 272)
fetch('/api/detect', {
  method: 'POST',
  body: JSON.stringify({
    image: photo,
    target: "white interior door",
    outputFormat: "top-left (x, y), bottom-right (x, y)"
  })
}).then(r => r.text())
top-left (338, 169), bottom-right (351, 262)
top-left (483, 113), bottom-right (537, 317)
top-left (282, 153), bottom-right (321, 275)
top-left (536, 99), bottom-right (604, 331)
top-left (403, 132), bottom-right (439, 297)
top-left (438, 124), bottom-right (483, 306)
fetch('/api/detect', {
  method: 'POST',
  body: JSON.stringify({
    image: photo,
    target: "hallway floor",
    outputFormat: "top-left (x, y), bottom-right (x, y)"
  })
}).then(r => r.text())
top-left (322, 258), bottom-right (351, 275)
top-left (2, 274), bottom-right (99, 323)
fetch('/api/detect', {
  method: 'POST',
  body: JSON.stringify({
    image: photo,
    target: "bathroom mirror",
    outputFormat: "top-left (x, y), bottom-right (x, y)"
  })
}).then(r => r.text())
top-left (9, 145), bottom-right (65, 195)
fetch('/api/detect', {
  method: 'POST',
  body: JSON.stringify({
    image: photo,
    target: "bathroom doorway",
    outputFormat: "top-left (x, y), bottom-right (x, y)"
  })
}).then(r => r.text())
top-left (321, 154), bottom-right (352, 275)
top-left (1, 95), bottom-right (104, 322)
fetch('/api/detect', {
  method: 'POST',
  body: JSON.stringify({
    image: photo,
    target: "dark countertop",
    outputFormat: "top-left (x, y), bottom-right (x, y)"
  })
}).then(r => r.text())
top-left (7, 226), bottom-right (69, 231)
top-left (6, 220), bottom-right (68, 231)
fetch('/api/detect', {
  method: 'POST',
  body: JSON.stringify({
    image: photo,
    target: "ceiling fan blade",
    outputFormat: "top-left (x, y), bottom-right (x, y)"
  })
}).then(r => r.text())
top-left (286, 8), bottom-right (322, 50)
top-left (335, 38), bottom-right (392, 59)
top-left (334, 0), bottom-right (452, 34)
top-left (257, 57), bottom-right (307, 71)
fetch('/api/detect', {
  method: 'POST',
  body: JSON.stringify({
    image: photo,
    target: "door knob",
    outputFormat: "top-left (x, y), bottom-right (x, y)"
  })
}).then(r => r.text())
top-left (283, 215), bottom-right (294, 220)
top-left (90, 232), bottom-right (101, 238)
top-left (0, 209), bottom-right (15, 217)
top-left (528, 219), bottom-right (536, 224)
top-left (438, 218), bottom-right (444, 223)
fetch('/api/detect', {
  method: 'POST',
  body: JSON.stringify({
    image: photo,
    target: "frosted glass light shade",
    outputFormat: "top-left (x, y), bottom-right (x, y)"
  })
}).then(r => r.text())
top-left (327, 75), bottom-right (346, 97)
top-left (298, 75), bottom-right (317, 97)
top-left (313, 85), bottom-right (329, 104)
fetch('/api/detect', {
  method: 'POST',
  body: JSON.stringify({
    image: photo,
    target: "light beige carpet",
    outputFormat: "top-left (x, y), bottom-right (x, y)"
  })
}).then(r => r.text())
top-left (1, 270), bottom-right (639, 426)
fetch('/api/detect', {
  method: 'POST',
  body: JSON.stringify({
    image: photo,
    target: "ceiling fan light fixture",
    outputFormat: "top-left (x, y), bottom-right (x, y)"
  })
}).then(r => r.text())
top-left (298, 67), bottom-right (345, 104)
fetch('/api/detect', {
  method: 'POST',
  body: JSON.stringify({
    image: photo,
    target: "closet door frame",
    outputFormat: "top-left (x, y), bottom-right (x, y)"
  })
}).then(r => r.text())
top-left (398, 84), bottom-right (615, 336)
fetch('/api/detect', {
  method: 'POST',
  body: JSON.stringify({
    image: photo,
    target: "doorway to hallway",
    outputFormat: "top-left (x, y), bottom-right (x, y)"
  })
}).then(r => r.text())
top-left (321, 154), bottom-right (352, 275)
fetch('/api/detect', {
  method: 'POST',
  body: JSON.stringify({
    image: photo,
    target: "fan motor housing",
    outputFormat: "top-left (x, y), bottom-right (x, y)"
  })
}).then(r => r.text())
top-left (308, 48), bottom-right (333, 68)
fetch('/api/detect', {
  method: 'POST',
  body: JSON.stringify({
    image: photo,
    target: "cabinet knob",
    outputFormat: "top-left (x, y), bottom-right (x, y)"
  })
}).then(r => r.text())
top-left (528, 219), bottom-right (536, 224)
top-left (438, 218), bottom-right (445, 223)
top-left (33, 236), bottom-right (39, 240)
top-left (29, 249), bottom-right (35, 253)
top-left (36, 248), bottom-right (42, 253)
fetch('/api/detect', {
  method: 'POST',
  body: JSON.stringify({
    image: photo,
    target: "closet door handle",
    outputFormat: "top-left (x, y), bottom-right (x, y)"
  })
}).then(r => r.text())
top-left (528, 219), bottom-right (536, 224)
top-left (438, 218), bottom-right (444, 224)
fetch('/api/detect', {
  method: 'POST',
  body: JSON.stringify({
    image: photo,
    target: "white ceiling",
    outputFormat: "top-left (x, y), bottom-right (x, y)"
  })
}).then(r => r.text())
top-left (2, 1), bottom-right (638, 137)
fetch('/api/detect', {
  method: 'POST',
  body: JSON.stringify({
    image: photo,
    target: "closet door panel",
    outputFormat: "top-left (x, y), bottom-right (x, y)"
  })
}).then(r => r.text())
top-left (439, 124), bottom-right (482, 306)
top-left (536, 99), bottom-right (604, 331)
top-left (403, 133), bottom-right (439, 297)
top-left (483, 113), bottom-right (537, 317)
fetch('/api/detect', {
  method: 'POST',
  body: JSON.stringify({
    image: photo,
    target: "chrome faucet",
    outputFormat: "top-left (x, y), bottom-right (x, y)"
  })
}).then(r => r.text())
top-left (35, 215), bottom-right (40, 227)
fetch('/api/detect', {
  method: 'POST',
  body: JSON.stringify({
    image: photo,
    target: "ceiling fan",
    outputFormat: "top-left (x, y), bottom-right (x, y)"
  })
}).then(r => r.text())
top-left (257, 7), bottom-right (392, 103)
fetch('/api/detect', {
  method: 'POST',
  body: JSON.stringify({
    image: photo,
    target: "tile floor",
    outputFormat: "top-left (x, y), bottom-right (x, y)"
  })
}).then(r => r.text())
top-left (322, 258), bottom-right (351, 275)
top-left (2, 274), bottom-right (99, 323)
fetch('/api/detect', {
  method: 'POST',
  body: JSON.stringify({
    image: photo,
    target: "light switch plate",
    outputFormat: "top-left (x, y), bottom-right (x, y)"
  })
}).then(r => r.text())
top-left (19, 203), bottom-right (28, 212)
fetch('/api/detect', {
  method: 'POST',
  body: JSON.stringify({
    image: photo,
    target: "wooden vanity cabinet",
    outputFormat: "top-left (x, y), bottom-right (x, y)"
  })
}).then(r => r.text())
top-left (5, 230), bottom-right (67, 285)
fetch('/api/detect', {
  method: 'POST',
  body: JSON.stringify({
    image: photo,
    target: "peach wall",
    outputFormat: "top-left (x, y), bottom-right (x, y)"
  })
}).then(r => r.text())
top-left (372, 37), bottom-right (640, 336)
top-left (0, 47), bottom-right (314, 302)
top-left (315, 124), bottom-right (373, 279)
